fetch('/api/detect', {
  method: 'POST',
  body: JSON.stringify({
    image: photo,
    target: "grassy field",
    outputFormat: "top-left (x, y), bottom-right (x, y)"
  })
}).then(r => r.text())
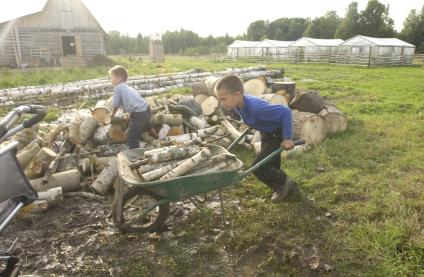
top-left (3, 57), bottom-right (424, 276)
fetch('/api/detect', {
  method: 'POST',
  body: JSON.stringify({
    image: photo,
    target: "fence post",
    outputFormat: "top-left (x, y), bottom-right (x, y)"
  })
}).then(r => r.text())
top-left (367, 46), bottom-right (372, 68)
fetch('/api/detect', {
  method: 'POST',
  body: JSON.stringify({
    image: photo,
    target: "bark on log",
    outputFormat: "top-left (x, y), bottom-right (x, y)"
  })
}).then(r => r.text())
top-left (188, 116), bottom-right (207, 129)
top-left (272, 81), bottom-right (296, 103)
top-left (25, 147), bottom-right (57, 179)
top-left (16, 139), bottom-right (42, 169)
top-left (318, 105), bottom-right (347, 134)
top-left (191, 153), bottom-right (235, 173)
top-left (197, 126), bottom-right (221, 138)
top-left (290, 91), bottom-right (326, 114)
top-left (205, 76), bottom-right (221, 96)
top-left (141, 159), bottom-right (186, 181)
top-left (141, 132), bottom-right (161, 147)
top-left (258, 94), bottom-right (288, 106)
top-left (168, 126), bottom-right (184, 136)
top-left (161, 148), bottom-right (212, 179)
top-left (30, 169), bottom-right (82, 192)
top-left (37, 187), bottom-right (63, 203)
top-left (92, 124), bottom-right (127, 145)
top-left (69, 116), bottom-right (98, 145)
top-left (292, 110), bottom-right (327, 145)
top-left (158, 124), bottom-right (171, 140)
top-left (91, 99), bottom-right (112, 124)
top-left (201, 96), bottom-right (220, 116)
top-left (222, 119), bottom-right (245, 144)
top-left (110, 114), bottom-right (130, 129)
top-left (90, 158), bottom-right (118, 196)
top-left (165, 133), bottom-right (198, 144)
top-left (149, 145), bottom-right (200, 163)
top-left (150, 114), bottom-right (183, 126)
top-left (192, 82), bottom-right (209, 96)
top-left (14, 126), bottom-right (39, 150)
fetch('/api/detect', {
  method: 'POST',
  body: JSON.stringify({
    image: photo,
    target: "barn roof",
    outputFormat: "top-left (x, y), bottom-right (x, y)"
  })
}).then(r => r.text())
top-left (0, 0), bottom-right (107, 35)
top-left (341, 35), bottom-right (415, 47)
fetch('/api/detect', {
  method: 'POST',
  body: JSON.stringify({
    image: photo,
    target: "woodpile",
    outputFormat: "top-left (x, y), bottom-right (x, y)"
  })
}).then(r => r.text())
top-left (0, 66), bottom-right (283, 110)
top-left (3, 66), bottom-right (347, 217)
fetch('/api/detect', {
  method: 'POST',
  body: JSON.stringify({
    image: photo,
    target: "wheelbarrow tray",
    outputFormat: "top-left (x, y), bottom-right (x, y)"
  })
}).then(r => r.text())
top-left (116, 144), bottom-right (243, 202)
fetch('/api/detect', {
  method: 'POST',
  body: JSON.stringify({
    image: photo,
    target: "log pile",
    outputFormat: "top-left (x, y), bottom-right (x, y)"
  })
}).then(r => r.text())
top-left (1, 66), bottom-right (347, 220)
top-left (0, 66), bottom-right (283, 110)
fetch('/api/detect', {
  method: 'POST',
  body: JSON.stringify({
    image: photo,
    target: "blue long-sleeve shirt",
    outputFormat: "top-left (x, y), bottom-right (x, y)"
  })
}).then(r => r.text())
top-left (235, 94), bottom-right (292, 140)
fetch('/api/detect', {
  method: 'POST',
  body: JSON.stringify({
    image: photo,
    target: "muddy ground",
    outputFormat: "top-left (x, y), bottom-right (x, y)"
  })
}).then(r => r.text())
top-left (2, 191), bottom-right (331, 277)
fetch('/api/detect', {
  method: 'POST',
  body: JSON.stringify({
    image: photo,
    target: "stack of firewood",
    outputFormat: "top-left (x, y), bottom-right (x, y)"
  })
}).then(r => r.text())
top-left (4, 70), bottom-right (348, 214)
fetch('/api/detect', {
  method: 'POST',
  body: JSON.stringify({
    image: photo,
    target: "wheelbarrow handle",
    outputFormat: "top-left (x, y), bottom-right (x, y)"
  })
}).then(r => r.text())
top-left (226, 127), bottom-right (252, 151)
top-left (238, 140), bottom-right (305, 180)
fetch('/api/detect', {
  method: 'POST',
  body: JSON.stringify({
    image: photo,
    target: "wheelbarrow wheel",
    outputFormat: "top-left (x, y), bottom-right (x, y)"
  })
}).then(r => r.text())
top-left (120, 187), bottom-right (169, 233)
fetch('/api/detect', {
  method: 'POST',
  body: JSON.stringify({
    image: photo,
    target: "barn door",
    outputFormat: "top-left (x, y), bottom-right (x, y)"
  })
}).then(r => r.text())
top-left (61, 36), bottom-right (76, 56)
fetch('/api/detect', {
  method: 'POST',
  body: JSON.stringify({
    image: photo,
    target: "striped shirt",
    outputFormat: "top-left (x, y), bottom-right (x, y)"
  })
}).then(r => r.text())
top-left (112, 82), bottom-right (148, 113)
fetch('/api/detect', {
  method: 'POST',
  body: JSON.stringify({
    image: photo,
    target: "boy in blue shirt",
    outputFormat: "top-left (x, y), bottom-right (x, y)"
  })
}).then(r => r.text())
top-left (216, 75), bottom-right (298, 202)
top-left (109, 65), bottom-right (152, 149)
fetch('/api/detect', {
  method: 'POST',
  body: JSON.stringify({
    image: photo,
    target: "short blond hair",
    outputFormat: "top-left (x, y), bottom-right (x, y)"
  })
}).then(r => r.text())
top-left (108, 65), bottom-right (128, 82)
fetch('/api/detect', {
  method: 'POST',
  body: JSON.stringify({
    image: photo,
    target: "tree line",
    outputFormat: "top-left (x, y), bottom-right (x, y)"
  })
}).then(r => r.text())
top-left (106, 0), bottom-right (424, 55)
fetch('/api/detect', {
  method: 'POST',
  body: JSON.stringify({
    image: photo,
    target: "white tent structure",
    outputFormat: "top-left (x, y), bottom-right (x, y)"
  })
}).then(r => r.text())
top-left (288, 37), bottom-right (344, 62)
top-left (255, 39), bottom-right (293, 58)
top-left (335, 35), bottom-right (416, 66)
top-left (227, 40), bottom-right (260, 57)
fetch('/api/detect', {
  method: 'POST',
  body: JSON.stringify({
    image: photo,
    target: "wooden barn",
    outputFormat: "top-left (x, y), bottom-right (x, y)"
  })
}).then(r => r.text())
top-left (0, 0), bottom-right (107, 68)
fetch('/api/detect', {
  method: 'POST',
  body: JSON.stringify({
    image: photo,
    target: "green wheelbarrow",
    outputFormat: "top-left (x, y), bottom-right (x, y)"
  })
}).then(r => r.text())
top-left (111, 128), bottom-right (305, 233)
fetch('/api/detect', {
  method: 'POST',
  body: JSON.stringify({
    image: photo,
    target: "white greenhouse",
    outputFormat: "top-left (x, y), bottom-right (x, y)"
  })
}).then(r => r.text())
top-left (335, 35), bottom-right (416, 66)
top-left (227, 40), bottom-right (260, 57)
top-left (255, 39), bottom-right (293, 58)
top-left (288, 37), bottom-right (344, 62)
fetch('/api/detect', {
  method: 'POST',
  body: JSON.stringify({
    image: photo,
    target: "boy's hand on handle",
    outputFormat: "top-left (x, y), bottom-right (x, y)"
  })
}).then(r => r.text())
top-left (281, 140), bottom-right (295, 150)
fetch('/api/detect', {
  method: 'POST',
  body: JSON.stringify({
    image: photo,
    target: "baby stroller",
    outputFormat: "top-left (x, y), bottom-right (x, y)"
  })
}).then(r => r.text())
top-left (0, 105), bottom-right (46, 277)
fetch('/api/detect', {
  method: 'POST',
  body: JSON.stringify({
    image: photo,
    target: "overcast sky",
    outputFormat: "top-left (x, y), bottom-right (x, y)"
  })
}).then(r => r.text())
top-left (1, 0), bottom-right (423, 37)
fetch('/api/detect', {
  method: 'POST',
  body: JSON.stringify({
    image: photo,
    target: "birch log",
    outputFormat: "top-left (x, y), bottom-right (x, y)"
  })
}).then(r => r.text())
top-left (292, 110), bottom-right (327, 145)
top-left (17, 140), bottom-right (42, 169)
top-left (150, 114), bottom-right (183, 126)
top-left (25, 147), bottom-right (57, 179)
top-left (318, 105), bottom-right (347, 134)
top-left (201, 96), bottom-right (220, 116)
top-left (194, 94), bottom-right (209, 105)
top-left (259, 94), bottom-right (288, 106)
top-left (91, 99), bottom-right (112, 124)
top-left (222, 119), bottom-right (245, 144)
top-left (188, 116), bottom-right (207, 129)
top-left (90, 158), bottom-right (118, 195)
top-left (141, 160), bottom-right (186, 181)
top-left (30, 169), bottom-right (82, 192)
top-left (161, 148), bottom-right (212, 179)
top-left (244, 79), bottom-right (268, 96)
top-left (149, 145), bottom-right (200, 163)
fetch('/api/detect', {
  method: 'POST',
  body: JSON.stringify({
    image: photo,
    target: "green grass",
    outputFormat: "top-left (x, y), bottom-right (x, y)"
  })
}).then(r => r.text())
top-left (3, 58), bottom-right (424, 275)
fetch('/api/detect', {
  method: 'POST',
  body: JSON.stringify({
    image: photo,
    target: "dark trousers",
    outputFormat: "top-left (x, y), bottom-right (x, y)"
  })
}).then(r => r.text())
top-left (252, 129), bottom-right (288, 191)
top-left (127, 107), bottom-right (151, 149)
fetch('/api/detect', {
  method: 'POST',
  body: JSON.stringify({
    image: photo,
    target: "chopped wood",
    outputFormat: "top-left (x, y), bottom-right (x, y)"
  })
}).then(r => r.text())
top-left (149, 145), bottom-right (199, 163)
top-left (292, 110), bottom-right (327, 145)
top-left (290, 91), bottom-right (326, 114)
top-left (318, 105), bottom-right (347, 133)
top-left (37, 187), bottom-right (63, 203)
top-left (201, 96), bottom-right (220, 116)
top-left (161, 148), bottom-right (212, 179)
top-left (90, 158), bottom-right (118, 196)
top-left (150, 114), bottom-right (183, 126)
top-left (25, 147), bottom-right (57, 179)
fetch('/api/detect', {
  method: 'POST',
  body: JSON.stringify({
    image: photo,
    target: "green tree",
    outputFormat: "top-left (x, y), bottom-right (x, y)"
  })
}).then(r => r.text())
top-left (247, 20), bottom-right (268, 40)
top-left (400, 6), bottom-right (424, 52)
top-left (304, 11), bottom-right (341, 38)
top-left (336, 2), bottom-right (361, 39)
top-left (358, 0), bottom-right (395, 37)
